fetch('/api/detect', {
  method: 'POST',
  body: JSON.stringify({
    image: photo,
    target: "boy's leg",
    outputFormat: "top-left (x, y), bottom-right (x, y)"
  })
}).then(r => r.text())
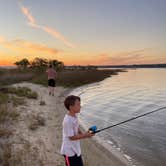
top-left (64, 155), bottom-right (84, 166)
top-left (50, 79), bottom-right (55, 96)
top-left (51, 87), bottom-right (54, 96)
top-left (48, 79), bottom-right (51, 95)
top-left (48, 86), bottom-right (51, 95)
top-left (76, 155), bottom-right (83, 166)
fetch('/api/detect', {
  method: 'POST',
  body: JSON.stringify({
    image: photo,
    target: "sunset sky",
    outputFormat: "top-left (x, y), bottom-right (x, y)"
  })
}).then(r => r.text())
top-left (0, 0), bottom-right (166, 66)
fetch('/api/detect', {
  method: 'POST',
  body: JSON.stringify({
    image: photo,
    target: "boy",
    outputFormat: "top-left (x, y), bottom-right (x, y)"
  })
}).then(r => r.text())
top-left (46, 64), bottom-right (57, 96)
top-left (61, 95), bottom-right (94, 166)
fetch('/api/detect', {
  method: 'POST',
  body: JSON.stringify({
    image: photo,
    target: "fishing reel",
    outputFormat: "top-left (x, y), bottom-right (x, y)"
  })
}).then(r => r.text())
top-left (88, 125), bottom-right (97, 133)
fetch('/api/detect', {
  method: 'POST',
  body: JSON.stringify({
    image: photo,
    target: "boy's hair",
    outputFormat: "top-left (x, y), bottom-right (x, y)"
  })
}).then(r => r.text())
top-left (64, 95), bottom-right (80, 110)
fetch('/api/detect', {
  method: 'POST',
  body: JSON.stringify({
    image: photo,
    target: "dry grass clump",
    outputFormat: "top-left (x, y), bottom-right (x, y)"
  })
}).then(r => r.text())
top-left (0, 107), bottom-right (20, 124)
top-left (0, 141), bottom-right (45, 166)
top-left (10, 96), bottom-right (25, 107)
top-left (39, 100), bottom-right (46, 106)
top-left (0, 128), bottom-right (13, 138)
top-left (0, 93), bottom-right (9, 105)
top-left (0, 143), bottom-right (12, 166)
top-left (7, 87), bottom-right (38, 99)
top-left (28, 114), bottom-right (45, 130)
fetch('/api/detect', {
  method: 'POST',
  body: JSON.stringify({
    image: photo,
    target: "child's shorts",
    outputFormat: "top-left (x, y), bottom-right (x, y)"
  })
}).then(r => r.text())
top-left (48, 79), bottom-right (56, 87)
top-left (64, 154), bottom-right (83, 166)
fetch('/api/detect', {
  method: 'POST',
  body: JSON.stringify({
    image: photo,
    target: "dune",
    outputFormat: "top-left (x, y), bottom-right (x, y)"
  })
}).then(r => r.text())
top-left (10, 82), bottom-right (132, 166)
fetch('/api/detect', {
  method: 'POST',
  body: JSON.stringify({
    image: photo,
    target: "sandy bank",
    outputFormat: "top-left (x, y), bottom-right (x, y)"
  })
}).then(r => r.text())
top-left (10, 82), bottom-right (132, 166)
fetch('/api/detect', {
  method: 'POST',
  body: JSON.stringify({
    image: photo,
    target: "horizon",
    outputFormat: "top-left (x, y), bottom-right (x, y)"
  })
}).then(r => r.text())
top-left (1, 63), bottom-right (166, 69)
top-left (0, 0), bottom-right (166, 66)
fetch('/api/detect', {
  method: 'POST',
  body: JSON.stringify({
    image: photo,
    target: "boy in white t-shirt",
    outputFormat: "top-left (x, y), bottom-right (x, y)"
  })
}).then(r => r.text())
top-left (61, 95), bottom-right (94, 166)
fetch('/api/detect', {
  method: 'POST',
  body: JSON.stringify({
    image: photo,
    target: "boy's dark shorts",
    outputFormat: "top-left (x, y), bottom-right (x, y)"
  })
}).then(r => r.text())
top-left (64, 154), bottom-right (83, 166)
top-left (48, 79), bottom-right (56, 87)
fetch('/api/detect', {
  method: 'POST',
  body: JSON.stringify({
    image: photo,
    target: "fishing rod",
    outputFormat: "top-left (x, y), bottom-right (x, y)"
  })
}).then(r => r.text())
top-left (89, 106), bottom-right (166, 134)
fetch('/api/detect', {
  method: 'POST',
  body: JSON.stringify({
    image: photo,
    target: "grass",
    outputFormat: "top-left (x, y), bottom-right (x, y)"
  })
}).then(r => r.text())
top-left (11, 96), bottom-right (25, 107)
top-left (6, 87), bottom-right (38, 99)
top-left (0, 68), bottom-right (35, 86)
top-left (0, 67), bottom-right (126, 88)
top-left (0, 70), bottom-right (41, 166)
top-left (0, 93), bottom-right (9, 105)
top-left (0, 106), bottom-right (20, 124)
top-left (28, 114), bottom-right (45, 130)
top-left (0, 128), bottom-right (13, 138)
top-left (39, 100), bottom-right (46, 106)
top-left (56, 69), bottom-right (120, 87)
top-left (31, 69), bottom-right (125, 87)
top-left (0, 143), bottom-right (12, 166)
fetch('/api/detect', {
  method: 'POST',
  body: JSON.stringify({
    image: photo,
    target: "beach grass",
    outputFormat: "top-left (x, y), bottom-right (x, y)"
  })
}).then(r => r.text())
top-left (5, 87), bottom-right (38, 99)
top-left (0, 68), bottom-right (125, 87)
top-left (28, 114), bottom-right (46, 130)
top-left (0, 68), bottom-right (35, 86)
top-left (11, 96), bottom-right (25, 107)
top-left (31, 69), bottom-right (125, 87)
top-left (0, 92), bottom-right (9, 104)
top-left (0, 128), bottom-right (13, 138)
top-left (0, 106), bottom-right (20, 123)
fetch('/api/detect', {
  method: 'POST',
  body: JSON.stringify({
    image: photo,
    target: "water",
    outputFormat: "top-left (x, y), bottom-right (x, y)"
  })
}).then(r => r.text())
top-left (70, 69), bottom-right (166, 166)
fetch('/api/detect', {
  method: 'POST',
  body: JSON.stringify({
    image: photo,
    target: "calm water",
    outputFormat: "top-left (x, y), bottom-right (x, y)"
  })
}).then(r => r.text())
top-left (70, 69), bottom-right (166, 166)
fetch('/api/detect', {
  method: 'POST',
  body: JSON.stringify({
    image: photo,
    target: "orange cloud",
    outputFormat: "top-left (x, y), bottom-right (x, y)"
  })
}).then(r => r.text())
top-left (91, 49), bottom-right (147, 65)
top-left (0, 36), bottom-right (59, 55)
top-left (62, 49), bottom-right (153, 65)
top-left (19, 4), bottom-right (75, 48)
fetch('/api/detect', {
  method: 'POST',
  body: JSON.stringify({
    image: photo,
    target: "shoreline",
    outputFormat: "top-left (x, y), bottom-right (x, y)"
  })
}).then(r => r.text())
top-left (2, 82), bottom-right (132, 166)
top-left (68, 85), bottom-right (132, 166)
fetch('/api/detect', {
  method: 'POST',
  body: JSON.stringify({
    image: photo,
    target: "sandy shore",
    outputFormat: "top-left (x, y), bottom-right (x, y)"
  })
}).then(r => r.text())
top-left (10, 82), bottom-right (132, 166)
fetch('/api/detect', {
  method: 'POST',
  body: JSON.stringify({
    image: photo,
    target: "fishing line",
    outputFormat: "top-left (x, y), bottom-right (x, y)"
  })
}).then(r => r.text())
top-left (88, 106), bottom-right (166, 133)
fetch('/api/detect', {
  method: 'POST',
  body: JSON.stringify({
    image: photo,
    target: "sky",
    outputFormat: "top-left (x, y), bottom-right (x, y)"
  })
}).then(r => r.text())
top-left (0, 0), bottom-right (166, 66)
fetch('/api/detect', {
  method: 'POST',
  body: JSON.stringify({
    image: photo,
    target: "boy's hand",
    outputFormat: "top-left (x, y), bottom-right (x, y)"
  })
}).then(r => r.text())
top-left (84, 131), bottom-right (95, 138)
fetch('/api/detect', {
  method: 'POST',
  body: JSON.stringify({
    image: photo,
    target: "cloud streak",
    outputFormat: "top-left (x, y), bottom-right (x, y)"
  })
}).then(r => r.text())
top-left (93, 49), bottom-right (147, 65)
top-left (68, 49), bottom-right (148, 65)
top-left (19, 3), bottom-right (75, 48)
top-left (0, 35), bottom-right (59, 55)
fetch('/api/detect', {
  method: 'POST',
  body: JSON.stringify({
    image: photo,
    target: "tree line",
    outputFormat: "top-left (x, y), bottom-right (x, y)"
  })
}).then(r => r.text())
top-left (14, 57), bottom-right (64, 71)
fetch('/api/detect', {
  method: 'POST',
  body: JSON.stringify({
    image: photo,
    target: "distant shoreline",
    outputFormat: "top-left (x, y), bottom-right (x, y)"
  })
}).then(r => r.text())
top-left (1, 63), bottom-right (166, 69)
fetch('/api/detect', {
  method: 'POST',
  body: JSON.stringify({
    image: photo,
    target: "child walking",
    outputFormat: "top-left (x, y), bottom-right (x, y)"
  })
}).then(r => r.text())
top-left (61, 95), bottom-right (94, 166)
top-left (46, 64), bottom-right (57, 96)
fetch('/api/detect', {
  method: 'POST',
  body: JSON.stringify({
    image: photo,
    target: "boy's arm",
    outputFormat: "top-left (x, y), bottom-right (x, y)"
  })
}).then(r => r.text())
top-left (63, 120), bottom-right (94, 141)
top-left (69, 131), bottom-right (94, 141)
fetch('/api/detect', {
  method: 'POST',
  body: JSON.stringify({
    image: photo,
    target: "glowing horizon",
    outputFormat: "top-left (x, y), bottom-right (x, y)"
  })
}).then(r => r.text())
top-left (0, 0), bottom-right (166, 66)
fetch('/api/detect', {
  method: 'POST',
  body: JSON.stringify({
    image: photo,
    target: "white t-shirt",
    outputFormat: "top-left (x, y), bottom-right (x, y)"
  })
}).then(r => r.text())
top-left (60, 114), bottom-right (81, 157)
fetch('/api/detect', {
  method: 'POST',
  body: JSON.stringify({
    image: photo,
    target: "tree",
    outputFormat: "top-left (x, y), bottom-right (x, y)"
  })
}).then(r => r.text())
top-left (49, 59), bottom-right (64, 71)
top-left (30, 57), bottom-right (48, 71)
top-left (14, 58), bottom-right (30, 69)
